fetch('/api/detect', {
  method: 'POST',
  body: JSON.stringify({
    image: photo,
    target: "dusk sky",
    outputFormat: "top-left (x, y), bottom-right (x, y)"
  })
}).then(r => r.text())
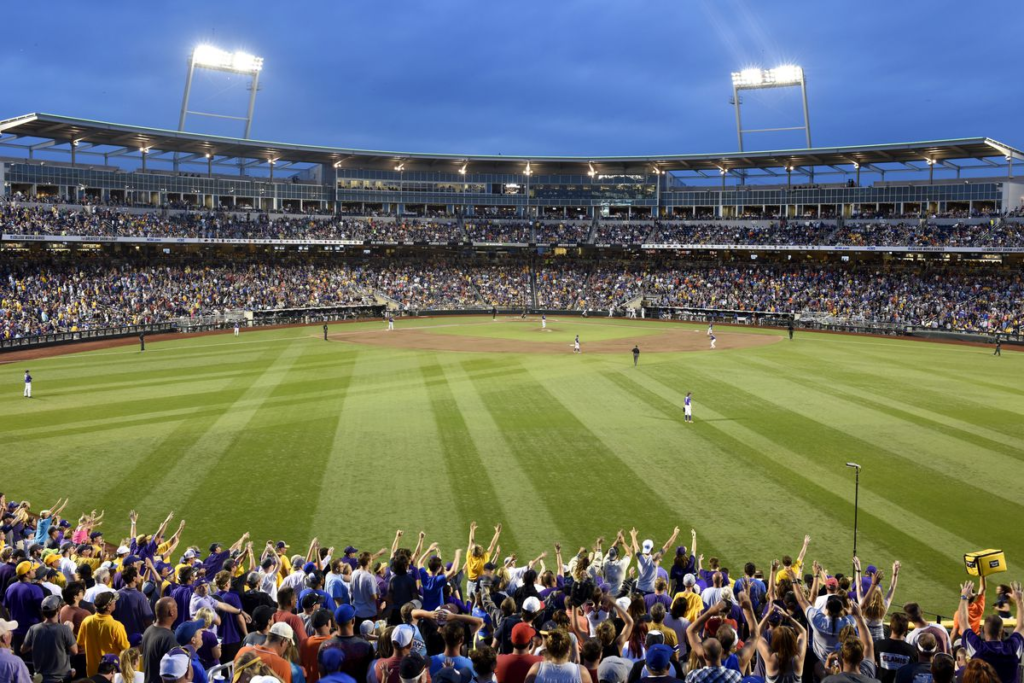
top-left (3, 0), bottom-right (1022, 157)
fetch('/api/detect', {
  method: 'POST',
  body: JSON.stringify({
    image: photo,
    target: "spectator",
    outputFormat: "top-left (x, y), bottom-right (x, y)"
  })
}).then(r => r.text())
top-left (78, 591), bottom-right (130, 676)
top-left (524, 629), bottom-right (592, 683)
top-left (234, 622), bottom-right (295, 682)
top-left (21, 593), bottom-right (78, 683)
top-left (958, 580), bottom-right (1024, 683)
top-left (874, 613), bottom-right (918, 683)
top-left (141, 597), bottom-right (179, 683)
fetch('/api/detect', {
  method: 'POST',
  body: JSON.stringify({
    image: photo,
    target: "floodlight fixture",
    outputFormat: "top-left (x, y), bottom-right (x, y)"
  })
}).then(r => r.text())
top-left (395, 162), bottom-right (405, 172)
top-left (524, 163), bottom-right (532, 176)
top-left (179, 43), bottom-right (263, 144)
top-left (588, 163), bottom-right (596, 177)
top-left (333, 161), bottom-right (342, 169)
top-left (459, 164), bottom-right (467, 175)
top-left (730, 64), bottom-right (812, 152)
top-left (192, 45), bottom-right (263, 74)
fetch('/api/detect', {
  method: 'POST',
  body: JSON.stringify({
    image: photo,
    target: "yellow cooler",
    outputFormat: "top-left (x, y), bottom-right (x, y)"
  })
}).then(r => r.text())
top-left (964, 549), bottom-right (1007, 577)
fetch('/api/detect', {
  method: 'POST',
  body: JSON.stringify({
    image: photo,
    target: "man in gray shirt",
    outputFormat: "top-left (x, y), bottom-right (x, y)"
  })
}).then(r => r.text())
top-left (22, 594), bottom-right (77, 683)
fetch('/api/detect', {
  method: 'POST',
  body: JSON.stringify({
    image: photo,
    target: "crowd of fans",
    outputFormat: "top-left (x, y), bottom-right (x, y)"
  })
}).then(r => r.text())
top-left (3, 255), bottom-right (1022, 339)
top-left (5, 201), bottom-right (1024, 249)
top-left (3, 499), bottom-right (1023, 683)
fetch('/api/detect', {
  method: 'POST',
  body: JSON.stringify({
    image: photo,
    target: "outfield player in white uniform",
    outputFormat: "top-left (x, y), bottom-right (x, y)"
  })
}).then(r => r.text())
top-left (542, 314), bottom-right (547, 330)
top-left (388, 313), bottom-right (395, 331)
top-left (573, 335), bottom-right (580, 354)
top-left (234, 321), bottom-right (240, 336)
top-left (24, 370), bottom-right (32, 398)
top-left (684, 393), bottom-right (693, 422)
top-left (709, 333), bottom-right (717, 349)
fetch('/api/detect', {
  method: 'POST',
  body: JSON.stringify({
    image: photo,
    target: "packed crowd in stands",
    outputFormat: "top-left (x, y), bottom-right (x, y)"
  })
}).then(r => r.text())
top-left (594, 224), bottom-right (654, 245)
top-left (533, 223), bottom-right (592, 244)
top-left (652, 223), bottom-right (836, 247)
top-left (3, 255), bottom-right (1022, 339)
top-left (464, 222), bottom-right (533, 243)
top-left (2, 497), bottom-right (1023, 683)
top-left (469, 265), bottom-right (532, 309)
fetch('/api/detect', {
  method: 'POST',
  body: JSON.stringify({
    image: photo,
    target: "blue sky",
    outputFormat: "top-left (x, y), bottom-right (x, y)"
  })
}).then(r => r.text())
top-left (3, 0), bottom-right (1021, 156)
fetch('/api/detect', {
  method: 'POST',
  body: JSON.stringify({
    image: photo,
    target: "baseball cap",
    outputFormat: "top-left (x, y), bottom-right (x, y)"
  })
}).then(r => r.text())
top-left (522, 596), bottom-right (543, 613)
top-left (75, 544), bottom-right (92, 555)
top-left (15, 560), bottom-right (35, 576)
top-left (269, 621), bottom-right (295, 643)
top-left (683, 573), bottom-right (696, 587)
top-left (175, 619), bottom-right (205, 646)
top-left (483, 562), bottom-right (496, 571)
top-left (392, 624), bottom-right (415, 648)
top-left (100, 654), bottom-right (122, 673)
top-left (344, 545), bottom-right (358, 554)
top-left (95, 591), bottom-right (118, 609)
top-left (642, 539), bottom-right (654, 553)
top-left (303, 561), bottom-right (318, 574)
top-left (645, 644), bottom-right (674, 671)
top-left (334, 604), bottom-right (356, 624)
top-left (319, 645), bottom-right (346, 674)
top-left (90, 531), bottom-right (103, 539)
top-left (41, 594), bottom-right (64, 611)
top-left (182, 548), bottom-right (198, 560)
top-left (825, 577), bottom-right (839, 589)
top-left (434, 668), bottom-right (462, 683)
top-left (399, 652), bottom-right (427, 681)
top-left (116, 546), bottom-right (130, 556)
top-left (607, 547), bottom-right (618, 559)
top-left (302, 592), bottom-right (323, 610)
top-left (676, 546), bottom-right (687, 556)
top-left (208, 543), bottom-right (222, 553)
top-left (125, 555), bottom-right (142, 566)
top-left (866, 565), bottom-right (878, 575)
top-left (598, 656), bottom-right (633, 683)
top-left (0, 619), bottom-right (19, 638)
top-left (511, 622), bottom-right (537, 647)
top-left (160, 648), bottom-right (191, 679)
top-left (360, 620), bottom-right (376, 637)
top-left (275, 541), bottom-right (290, 550)
top-left (43, 554), bottom-right (60, 567)
top-left (615, 596), bottom-right (631, 612)
top-left (645, 630), bottom-right (666, 647)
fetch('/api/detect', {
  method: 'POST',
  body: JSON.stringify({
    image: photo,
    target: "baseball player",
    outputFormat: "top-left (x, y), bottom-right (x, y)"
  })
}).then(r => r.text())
top-left (24, 370), bottom-right (32, 398)
top-left (541, 314), bottom-right (547, 330)
top-left (234, 321), bottom-right (240, 337)
top-left (632, 345), bottom-right (640, 367)
top-left (387, 313), bottom-right (395, 331)
top-left (709, 333), bottom-right (717, 349)
top-left (684, 392), bottom-right (693, 422)
top-left (139, 331), bottom-right (145, 352)
top-left (323, 323), bottom-right (329, 341)
top-left (788, 318), bottom-right (794, 340)
top-left (573, 335), bottom-right (581, 354)
top-left (707, 321), bottom-right (714, 337)
top-left (994, 336), bottom-right (1002, 356)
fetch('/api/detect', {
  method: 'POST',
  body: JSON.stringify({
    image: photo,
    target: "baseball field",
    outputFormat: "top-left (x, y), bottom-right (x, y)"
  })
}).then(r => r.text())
top-left (2, 316), bottom-right (1021, 610)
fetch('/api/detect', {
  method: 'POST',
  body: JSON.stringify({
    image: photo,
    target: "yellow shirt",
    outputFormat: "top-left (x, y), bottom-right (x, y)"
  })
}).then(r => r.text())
top-left (672, 592), bottom-right (704, 623)
top-left (465, 552), bottom-right (490, 581)
top-left (654, 624), bottom-right (679, 649)
top-left (77, 613), bottom-right (129, 676)
top-left (775, 559), bottom-right (802, 583)
top-left (72, 554), bottom-right (102, 571)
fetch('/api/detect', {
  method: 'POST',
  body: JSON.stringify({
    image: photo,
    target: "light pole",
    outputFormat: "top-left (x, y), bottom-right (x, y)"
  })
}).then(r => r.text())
top-left (730, 65), bottom-right (811, 151)
top-left (846, 462), bottom-right (862, 567)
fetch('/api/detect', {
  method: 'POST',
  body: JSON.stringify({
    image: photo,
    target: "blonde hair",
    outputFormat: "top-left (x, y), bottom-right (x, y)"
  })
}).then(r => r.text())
top-left (120, 648), bottom-right (141, 683)
top-left (196, 606), bottom-right (217, 628)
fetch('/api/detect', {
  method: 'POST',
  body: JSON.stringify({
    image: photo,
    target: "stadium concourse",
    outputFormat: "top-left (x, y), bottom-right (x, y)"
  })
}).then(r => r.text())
top-left (3, 500), bottom-right (1023, 683)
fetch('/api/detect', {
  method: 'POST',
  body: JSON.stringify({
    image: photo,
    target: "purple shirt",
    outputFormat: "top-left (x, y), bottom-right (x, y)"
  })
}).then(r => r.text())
top-left (0, 648), bottom-right (31, 683)
top-left (215, 590), bottom-right (245, 645)
top-left (4, 581), bottom-right (45, 635)
top-left (644, 593), bottom-right (673, 613)
top-left (962, 629), bottom-right (1024, 683)
top-left (114, 587), bottom-right (154, 638)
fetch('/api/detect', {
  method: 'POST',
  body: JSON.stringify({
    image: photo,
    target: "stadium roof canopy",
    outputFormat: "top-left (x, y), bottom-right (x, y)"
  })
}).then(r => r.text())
top-left (0, 112), bottom-right (1021, 178)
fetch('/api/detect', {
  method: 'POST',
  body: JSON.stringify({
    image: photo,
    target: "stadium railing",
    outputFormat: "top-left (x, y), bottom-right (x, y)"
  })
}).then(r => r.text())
top-left (0, 322), bottom-right (176, 352)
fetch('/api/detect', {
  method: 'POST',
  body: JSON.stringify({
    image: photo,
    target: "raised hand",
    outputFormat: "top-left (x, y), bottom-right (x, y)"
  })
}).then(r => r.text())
top-left (852, 556), bottom-right (861, 572)
top-left (961, 581), bottom-right (975, 599)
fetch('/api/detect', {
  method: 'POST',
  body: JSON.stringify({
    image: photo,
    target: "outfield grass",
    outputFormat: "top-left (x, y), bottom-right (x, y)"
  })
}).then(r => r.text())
top-left (2, 317), bottom-right (1021, 611)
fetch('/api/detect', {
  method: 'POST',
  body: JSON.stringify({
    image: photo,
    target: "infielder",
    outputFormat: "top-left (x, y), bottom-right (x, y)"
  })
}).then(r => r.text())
top-left (709, 333), bottom-right (717, 349)
top-left (387, 313), bottom-right (395, 331)
top-left (707, 322), bottom-right (714, 337)
top-left (541, 314), bottom-right (547, 330)
top-left (573, 335), bottom-right (581, 354)
top-left (234, 321), bottom-right (240, 337)
top-left (139, 331), bottom-right (145, 352)
top-left (323, 323), bottom-right (329, 341)
top-left (24, 370), bottom-right (32, 398)
top-left (632, 345), bottom-right (640, 367)
top-left (684, 392), bottom-right (693, 422)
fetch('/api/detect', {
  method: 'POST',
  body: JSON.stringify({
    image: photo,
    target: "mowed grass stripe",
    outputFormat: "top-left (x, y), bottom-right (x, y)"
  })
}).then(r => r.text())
top-left (435, 355), bottom-right (557, 552)
top-left (464, 356), bottom-right (688, 551)
top-left (618, 365), bottom-right (959, 601)
top-left (133, 341), bottom-right (308, 516)
top-left (178, 342), bottom-right (358, 545)
top-left (735, 354), bottom-right (1024, 478)
top-left (419, 357), bottom-right (522, 551)
top-left (817, 344), bottom-right (1024, 438)
top-left (314, 349), bottom-right (462, 554)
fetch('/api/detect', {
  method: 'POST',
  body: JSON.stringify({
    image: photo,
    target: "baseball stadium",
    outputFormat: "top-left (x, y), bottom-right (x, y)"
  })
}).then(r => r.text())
top-left (1, 6), bottom-right (1023, 683)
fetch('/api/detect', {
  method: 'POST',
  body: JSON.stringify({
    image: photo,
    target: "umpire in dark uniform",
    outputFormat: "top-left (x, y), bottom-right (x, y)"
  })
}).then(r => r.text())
top-left (994, 335), bottom-right (1002, 356)
top-left (323, 323), bottom-right (329, 341)
top-left (788, 317), bottom-right (794, 340)
top-left (632, 345), bottom-right (640, 367)
top-left (139, 330), bottom-right (145, 352)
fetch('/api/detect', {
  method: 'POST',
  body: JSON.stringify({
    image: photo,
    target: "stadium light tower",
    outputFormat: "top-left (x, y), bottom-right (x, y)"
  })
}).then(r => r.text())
top-left (179, 45), bottom-right (264, 139)
top-left (730, 65), bottom-right (811, 152)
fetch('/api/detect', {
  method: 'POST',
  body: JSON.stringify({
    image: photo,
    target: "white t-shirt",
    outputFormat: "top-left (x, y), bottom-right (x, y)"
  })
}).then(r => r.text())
top-left (85, 583), bottom-right (115, 603)
top-left (114, 672), bottom-right (144, 683)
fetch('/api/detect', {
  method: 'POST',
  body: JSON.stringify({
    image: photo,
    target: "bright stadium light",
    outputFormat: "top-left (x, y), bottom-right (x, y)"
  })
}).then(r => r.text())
top-left (730, 64), bottom-right (811, 152)
top-left (179, 43), bottom-right (264, 146)
top-left (192, 45), bottom-right (263, 74)
top-left (588, 163), bottom-right (596, 177)
top-left (459, 164), bottom-right (467, 175)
